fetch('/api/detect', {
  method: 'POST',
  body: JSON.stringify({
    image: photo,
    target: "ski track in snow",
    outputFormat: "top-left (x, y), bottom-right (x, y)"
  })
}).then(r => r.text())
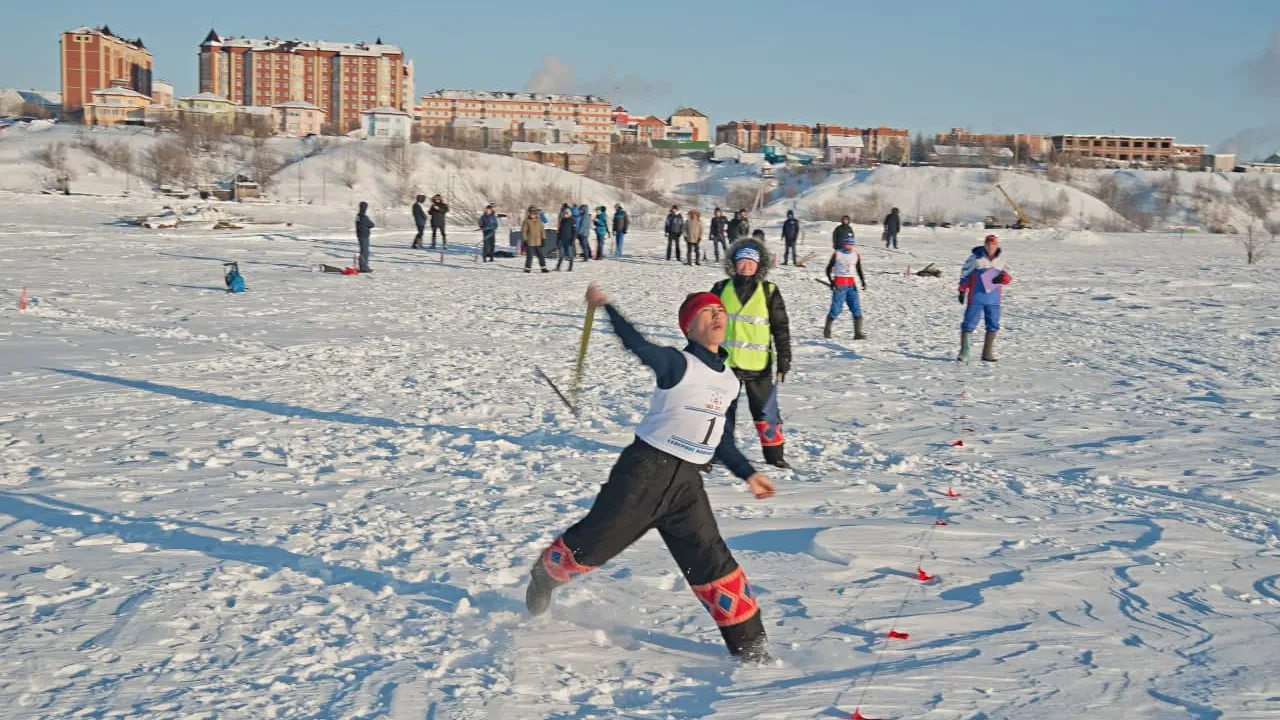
top-left (0, 194), bottom-right (1278, 719)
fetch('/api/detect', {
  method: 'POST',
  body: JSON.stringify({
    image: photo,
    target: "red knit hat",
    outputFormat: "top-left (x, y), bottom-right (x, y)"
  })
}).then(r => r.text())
top-left (678, 292), bottom-right (724, 335)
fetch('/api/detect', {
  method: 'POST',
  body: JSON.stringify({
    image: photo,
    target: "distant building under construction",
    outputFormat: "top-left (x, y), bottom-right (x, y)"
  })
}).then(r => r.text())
top-left (1051, 134), bottom-right (1207, 166)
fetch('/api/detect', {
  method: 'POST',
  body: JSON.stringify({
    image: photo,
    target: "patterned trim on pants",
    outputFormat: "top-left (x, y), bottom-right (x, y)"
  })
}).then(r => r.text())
top-left (542, 536), bottom-right (595, 583)
top-left (691, 567), bottom-right (759, 627)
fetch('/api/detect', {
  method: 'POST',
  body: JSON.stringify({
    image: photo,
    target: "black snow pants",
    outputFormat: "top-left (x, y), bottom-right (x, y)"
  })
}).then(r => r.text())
top-left (482, 231), bottom-right (496, 261)
top-left (548, 439), bottom-right (766, 655)
top-left (710, 236), bottom-right (728, 261)
top-left (666, 233), bottom-right (683, 261)
top-left (736, 369), bottom-right (785, 465)
top-left (431, 225), bottom-right (447, 247)
top-left (782, 241), bottom-right (798, 265)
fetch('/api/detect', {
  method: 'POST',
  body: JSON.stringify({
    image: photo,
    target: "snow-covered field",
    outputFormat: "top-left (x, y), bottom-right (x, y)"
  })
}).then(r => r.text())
top-left (1, 193), bottom-right (1278, 719)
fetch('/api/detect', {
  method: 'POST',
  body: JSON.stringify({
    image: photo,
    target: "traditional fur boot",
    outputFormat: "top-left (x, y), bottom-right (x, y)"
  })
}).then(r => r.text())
top-left (982, 331), bottom-right (998, 362)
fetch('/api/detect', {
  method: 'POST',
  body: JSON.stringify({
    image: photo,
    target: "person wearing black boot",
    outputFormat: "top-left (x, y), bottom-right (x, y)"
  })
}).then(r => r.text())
top-left (824, 234), bottom-right (867, 340)
top-left (520, 206), bottom-right (549, 273)
top-left (411, 194), bottom-right (427, 249)
top-left (428, 194), bottom-right (448, 248)
top-left (781, 210), bottom-right (800, 265)
top-left (832, 215), bottom-right (854, 250)
top-left (709, 207), bottom-right (729, 261)
top-left (664, 205), bottom-right (685, 261)
top-left (711, 238), bottom-right (793, 469)
top-left (478, 204), bottom-right (499, 262)
top-left (355, 201), bottom-right (374, 273)
top-left (525, 284), bottom-right (776, 664)
top-left (555, 207), bottom-right (577, 271)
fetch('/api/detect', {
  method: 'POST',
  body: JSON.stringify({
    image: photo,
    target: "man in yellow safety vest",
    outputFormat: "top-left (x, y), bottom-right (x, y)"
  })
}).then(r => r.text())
top-left (710, 236), bottom-right (793, 469)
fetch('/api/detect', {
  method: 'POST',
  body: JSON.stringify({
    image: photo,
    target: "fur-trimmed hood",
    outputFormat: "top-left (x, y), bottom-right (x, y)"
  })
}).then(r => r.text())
top-left (722, 237), bottom-right (773, 281)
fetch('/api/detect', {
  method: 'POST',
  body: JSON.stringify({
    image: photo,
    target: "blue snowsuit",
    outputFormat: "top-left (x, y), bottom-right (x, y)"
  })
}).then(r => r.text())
top-left (958, 245), bottom-right (1010, 332)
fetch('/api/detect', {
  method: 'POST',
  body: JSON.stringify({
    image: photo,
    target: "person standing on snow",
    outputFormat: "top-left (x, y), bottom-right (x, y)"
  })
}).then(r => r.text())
top-left (832, 215), bottom-right (855, 250)
top-left (665, 205), bottom-right (685, 261)
top-left (555, 207), bottom-right (578, 271)
top-left (355, 201), bottom-right (374, 273)
top-left (957, 233), bottom-right (1011, 362)
top-left (711, 237), bottom-right (793, 469)
top-left (781, 210), bottom-right (800, 265)
top-left (685, 208), bottom-right (703, 266)
top-left (576, 204), bottom-right (593, 261)
top-left (727, 208), bottom-right (750, 243)
top-left (709, 207), bottom-right (730, 261)
top-left (613, 204), bottom-right (629, 257)
top-left (521, 206), bottom-right (549, 273)
top-left (593, 206), bottom-right (610, 260)
top-left (883, 207), bottom-right (901, 249)
top-left (429, 194), bottom-right (449, 248)
top-left (525, 283), bottom-right (776, 664)
top-left (824, 234), bottom-right (867, 340)
top-left (478, 204), bottom-right (499, 262)
top-left (411, 194), bottom-right (427, 249)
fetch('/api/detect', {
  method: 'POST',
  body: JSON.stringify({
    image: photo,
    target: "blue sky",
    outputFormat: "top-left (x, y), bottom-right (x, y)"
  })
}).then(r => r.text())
top-left (4, 0), bottom-right (1277, 147)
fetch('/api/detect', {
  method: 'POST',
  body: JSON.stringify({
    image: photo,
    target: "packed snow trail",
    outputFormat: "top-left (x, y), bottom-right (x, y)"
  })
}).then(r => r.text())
top-left (1, 195), bottom-right (1278, 718)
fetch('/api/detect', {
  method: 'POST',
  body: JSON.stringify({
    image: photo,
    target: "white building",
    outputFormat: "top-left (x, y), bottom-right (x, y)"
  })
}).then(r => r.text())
top-left (710, 143), bottom-right (744, 163)
top-left (360, 106), bottom-right (412, 141)
top-left (826, 135), bottom-right (864, 165)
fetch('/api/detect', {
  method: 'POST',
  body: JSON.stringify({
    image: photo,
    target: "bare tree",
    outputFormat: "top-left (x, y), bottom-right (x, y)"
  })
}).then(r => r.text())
top-left (1191, 180), bottom-right (1232, 234)
top-left (144, 135), bottom-right (194, 188)
top-left (1156, 170), bottom-right (1180, 220)
top-left (1241, 220), bottom-right (1271, 265)
top-left (725, 183), bottom-right (764, 212)
top-left (1040, 189), bottom-right (1071, 226)
top-left (340, 150), bottom-right (359, 189)
top-left (809, 198), bottom-right (849, 223)
top-left (247, 140), bottom-right (285, 193)
top-left (381, 137), bottom-right (418, 204)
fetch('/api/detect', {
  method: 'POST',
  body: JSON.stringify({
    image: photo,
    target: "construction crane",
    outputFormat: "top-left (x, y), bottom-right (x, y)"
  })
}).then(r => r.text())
top-left (994, 184), bottom-right (1032, 229)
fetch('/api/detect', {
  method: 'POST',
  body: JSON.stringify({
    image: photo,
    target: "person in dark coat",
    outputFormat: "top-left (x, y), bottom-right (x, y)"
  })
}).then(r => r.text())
top-left (355, 201), bottom-right (374, 273)
top-left (411, 194), bottom-right (427, 249)
top-left (612, 204), bottom-right (629, 257)
top-left (883, 207), bottom-right (901, 249)
top-left (525, 283), bottom-right (776, 664)
top-left (555, 207), bottom-right (577, 271)
top-left (664, 205), bottom-right (685, 261)
top-left (478, 204), bottom-right (499, 262)
top-left (780, 209), bottom-right (800, 265)
top-left (710, 238), bottom-right (792, 469)
top-left (428, 194), bottom-right (449, 248)
top-left (709, 207), bottom-right (730, 261)
top-left (832, 215), bottom-right (855, 250)
top-left (727, 209), bottom-right (750, 242)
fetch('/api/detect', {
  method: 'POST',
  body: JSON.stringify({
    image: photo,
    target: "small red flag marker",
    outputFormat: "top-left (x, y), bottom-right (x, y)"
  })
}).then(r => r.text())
top-left (935, 520), bottom-right (949, 526)
top-left (946, 487), bottom-right (961, 498)
top-left (887, 629), bottom-right (910, 640)
top-left (852, 709), bottom-right (880, 720)
top-left (917, 565), bottom-right (936, 582)
top-left (18, 287), bottom-right (28, 310)
top-left (951, 440), bottom-right (964, 447)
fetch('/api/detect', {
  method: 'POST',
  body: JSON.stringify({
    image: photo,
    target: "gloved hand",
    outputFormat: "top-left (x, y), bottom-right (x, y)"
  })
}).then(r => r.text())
top-left (997, 272), bottom-right (1010, 284)
top-left (958, 292), bottom-right (967, 305)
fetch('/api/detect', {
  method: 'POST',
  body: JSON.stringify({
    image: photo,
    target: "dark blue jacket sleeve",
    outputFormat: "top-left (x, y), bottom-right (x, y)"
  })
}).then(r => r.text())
top-left (604, 304), bottom-right (686, 389)
top-left (714, 397), bottom-right (756, 480)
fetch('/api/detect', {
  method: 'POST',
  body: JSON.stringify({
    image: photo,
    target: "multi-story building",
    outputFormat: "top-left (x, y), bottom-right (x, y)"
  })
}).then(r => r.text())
top-left (416, 90), bottom-right (613, 152)
top-left (177, 92), bottom-right (237, 127)
top-left (510, 142), bottom-right (590, 174)
top-left (198, 30), bottom-right (413, 133)
top-left (667, 107), bottom-right (709, 142)
top-left (60, 26), bottom-right (153, 118)
top-left (716, 120), bottom-right (909, 160)
top-left (272, 101), bottom-right (325, 137)
top-left (1051, 134), bottom-right (1207, 166)
top-left (150, 80), bottom-right (174, 108)
top-left (935, 128), bottom-right (1052, 161)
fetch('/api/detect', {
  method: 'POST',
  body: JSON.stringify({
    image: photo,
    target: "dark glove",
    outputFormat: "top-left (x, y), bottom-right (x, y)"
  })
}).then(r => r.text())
top-left (958, 292), bottom-right (967, 305)
top-left (997, 272), bottom-right (1010, 284)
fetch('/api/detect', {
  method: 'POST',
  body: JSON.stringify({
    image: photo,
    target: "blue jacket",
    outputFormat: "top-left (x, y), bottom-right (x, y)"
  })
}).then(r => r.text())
top-left (959, 246), bottom-right (1011, 305)
top-left (576, 208), bottom-right (590, 237)
top-left (594, 212), bottom-right (609, 236)
top-left (478, 212), bottom-right (498, 235)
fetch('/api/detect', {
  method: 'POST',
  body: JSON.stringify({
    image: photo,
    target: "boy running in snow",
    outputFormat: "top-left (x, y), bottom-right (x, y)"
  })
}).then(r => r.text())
top-left (825, 234), bottom-right (867, 340)
top-left (526, 284), bottom-right (776, 663)
top-left (957, 234), bottom-right (1011, 361)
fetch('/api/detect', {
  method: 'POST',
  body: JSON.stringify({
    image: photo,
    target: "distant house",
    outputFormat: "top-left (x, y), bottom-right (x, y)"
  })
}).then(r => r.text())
top-left (826, 135), bottom-right (864, 165)
top-left (1200, 152), bottom-right (1236, 173)
top-left (150, 80), bottom-right (175, 108)
top-left (763, 139), bottom-right (789, 162)
top-left (510, 141), bottom-right (590, 174)
top-left (931, 144), bottom-right (1014, 167)
top-left (84, 87), bottom-right (151, 126)
top-left (360, 106), bottom-right (412, 141)
top-left (665, 124), bottom-right (695, 142)
top-left (177, 92), bottom-right (236, 127)
top-left (710, 143), bottom-right (745, 163)
top-left (450, 117), bottom-right (508, 148)
top-left (668, 107), bottom-right (709, 142)
top-left (272, 101), bottom-right (325, 137)
top-left (520, 119), bottom-right (582, 144)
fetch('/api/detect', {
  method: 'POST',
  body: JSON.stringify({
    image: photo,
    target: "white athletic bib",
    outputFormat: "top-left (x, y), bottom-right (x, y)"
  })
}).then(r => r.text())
top-left (636, 351), bottom-right (742, 464)
top-left (833, 250), bottom-right (860, 278)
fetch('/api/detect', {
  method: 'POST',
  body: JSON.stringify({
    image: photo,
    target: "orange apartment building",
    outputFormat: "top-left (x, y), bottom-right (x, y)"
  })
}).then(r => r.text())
top-left (935, 127), bottom-right (1053, 161)
top-left (1051, 134), bottom-right (1208, 166)
top-left (60, 26), bottom-right (153, 118)
top-left (716, 120), bottom-right (909, 159)
top-left (199, 30), bottom-right (413, 133)
top-left (416, 90), bottom-right (614, 152)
